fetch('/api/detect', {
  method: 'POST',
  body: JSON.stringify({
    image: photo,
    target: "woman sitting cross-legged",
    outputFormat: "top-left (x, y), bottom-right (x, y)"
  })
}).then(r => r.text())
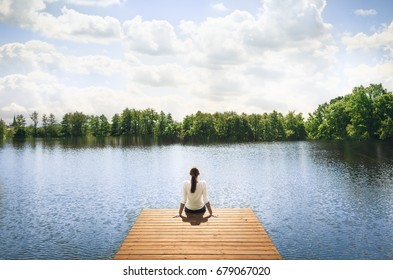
top-left (177, 167), bottom-right (214, 219)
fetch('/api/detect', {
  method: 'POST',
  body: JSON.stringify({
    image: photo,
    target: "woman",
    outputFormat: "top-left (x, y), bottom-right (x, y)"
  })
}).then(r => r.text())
top-left (178, 167), bottom-right (213, 218)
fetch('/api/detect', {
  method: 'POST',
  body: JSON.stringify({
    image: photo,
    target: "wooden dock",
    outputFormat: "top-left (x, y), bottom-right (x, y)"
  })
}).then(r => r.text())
top-left (115, 208), bottom-right (282, 260)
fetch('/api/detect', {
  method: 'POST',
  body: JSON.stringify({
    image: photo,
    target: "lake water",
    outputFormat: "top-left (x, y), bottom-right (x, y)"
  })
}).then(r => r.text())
top-left (0, 139), bottom-right (393, 260)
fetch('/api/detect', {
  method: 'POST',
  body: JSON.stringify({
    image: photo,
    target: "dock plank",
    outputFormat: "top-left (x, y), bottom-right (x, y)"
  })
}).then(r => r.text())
top-left (115, 208), bottom-right (281, 260)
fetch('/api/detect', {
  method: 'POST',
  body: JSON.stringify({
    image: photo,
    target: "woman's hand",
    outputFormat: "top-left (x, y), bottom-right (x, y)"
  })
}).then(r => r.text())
top-left (173, 214), bottom-right (186, 218)
top-left (205, 213), bottom-right (218, 218)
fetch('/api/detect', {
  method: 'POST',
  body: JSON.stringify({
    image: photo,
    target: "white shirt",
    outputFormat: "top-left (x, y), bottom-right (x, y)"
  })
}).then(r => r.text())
top-left (180, 180), bottom-right (209, 210)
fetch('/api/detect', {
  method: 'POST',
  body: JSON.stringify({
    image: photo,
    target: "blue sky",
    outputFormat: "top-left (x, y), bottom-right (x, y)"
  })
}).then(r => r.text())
top-left (0, 0), bottom-right (392, 123)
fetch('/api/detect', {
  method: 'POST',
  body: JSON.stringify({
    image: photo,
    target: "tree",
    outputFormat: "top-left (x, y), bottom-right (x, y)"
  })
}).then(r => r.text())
top-left (99, 115), bottom-right (111, 137)
top-left (47, 113), bottom-right (59, 137)
top-left (30, 111), bottom-right (39, 137)
top-left (61, 112), bottom-right (88, 137)
top-left (284, 111), bottom-right (307, 140)
top-left (0, 118), bottom-right (6, 140)
top-left (61, 113), bottom-right (73, 137)
top-left (306, 102), bottom-right (328, 139)
top-left (13, 114), bottom-right (27, 138)
top-left (373, 91), bottom-right (393, 140)
top-left (111, 113), bottom-right (121, 136)
top-left (305, 83), bottom-right (393, 140)
top-left (120, 108), bottom-right (133, 135)
top-left (71, 112), bottom-right (88, 136)
top-left (268, 111), bottom-right (285, 141)
top-left (248, 114), bottom-right (262, 141)
top-left (42, 114), bottom-right (49, 137)
top-left (90, 115), bottom-right (111, 137)
top-left (180, 114), bottom-right (195, 142)
top-left (154, 111), bottom-right (180, 142)
top-left (192, 111), bottom-right (216, 142)
top-left (346, 86), bottom-right (375, 140)
top-left (140, 109), bottom-right (158, 137)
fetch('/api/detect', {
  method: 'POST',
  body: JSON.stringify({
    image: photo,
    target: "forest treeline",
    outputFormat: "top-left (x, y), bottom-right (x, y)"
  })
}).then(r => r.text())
top-left (1, 84), bottom-right (393, 143)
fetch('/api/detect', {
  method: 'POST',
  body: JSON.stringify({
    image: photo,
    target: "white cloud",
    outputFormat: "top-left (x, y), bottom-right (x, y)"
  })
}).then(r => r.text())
top-left (342, 21), bottom-right (393, 95)
top-left (344, 62), bottom-right (393, 91)
top-left (0, 40), bottom-right (125, 77)
top-left (37, 7), bottom-right (122, 43)
top-left (176, 0), bottom-right (338, 114)
top-left (211, 3), bottom-right (229, 12)
top-left (65, 0), bottom-right (124, 7)
top-left (342, 21), bottom-right (393, 52)
top-left (0, 71), bottom-right (63, 121)
top-left (0, 71), bottom-right (144, 122)
top-left (6, 0), bottom-right (391, 123)
top-left (181, 0), bottom-right (332, 67)
top-left (354, 9), bottom-right (378, 16)
top-left (0, 0), bottom-right (122, 43)
top-left (122, 16), bottom-right (184, 55)
top-left (1, 102), bottom-right (28, 113)
top-left (130, 64), bottom-right (188, 87)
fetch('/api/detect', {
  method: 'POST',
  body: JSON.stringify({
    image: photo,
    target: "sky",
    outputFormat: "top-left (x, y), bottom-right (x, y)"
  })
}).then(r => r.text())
top-left (0, 0), bottom-right (392, 123)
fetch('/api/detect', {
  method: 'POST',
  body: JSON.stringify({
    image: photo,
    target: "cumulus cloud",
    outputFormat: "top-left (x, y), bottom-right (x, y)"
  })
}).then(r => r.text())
top-left (181, 0), bottom-right (332, 67)
top-left (1, 102), bottom-right (28, 113)
top-left (0, 71), bottom-right (144, 122)
top-left (344, 62), bottom-right (393, 91)
top-left (211, 3), bottom-right (229, 12)
top-left (176, 0), bottom-right (338, 114)
top-left (65, 0), bottom-right (125, 7)
top-left (130, 64), bottom-right (188, 87)
top-left (0, 71), bottom-right (63, 121)
top-left (0, 0), bottom-right (121, 43)
top-left (0, 40), bottom-right (125, 77)
top-left (342, 21), bottom-right (393, 92)
top-left (354, 9), bottom-right (378, 16)
top-left (122, 16), bottom-right (185, 55)
top-left (342, 21), bottom-right (393, 52)
top-left (4, 0), bottom-right (385, 122)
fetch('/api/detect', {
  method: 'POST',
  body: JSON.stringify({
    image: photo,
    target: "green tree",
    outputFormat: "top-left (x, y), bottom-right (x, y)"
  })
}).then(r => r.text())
top-left (90, 115), bottom-right (111, 137)
top-left (192, 111), bottom-right (216, 142)
top-left (111, 113), bottom-right (121, 136)
top-left (284, 111), bottom-right (306, 140)
top-left (99, 115), bottom-right (111, 137)
top-left (71, 112), bottom-right (88, 136)
top-left (306, 103), bottom-right (328, 139)
top-left (120, 108), bottom-right (133, 135)
top-left (47, 113), bottom-right (59, 137)
top-left (373, 90), bottom-right (393, 139)
top-left (0, 118), bottom-right (6, 140)
top-left (42, 114), bottom-right (49, 137)
top-left (61, 113), bottom-right (73, 137)
top-left (61, 112), bottom-right (88, 137)
top-left (325, 98), bottom-right (350, 140)
top-left (345, 86), bottom-right (375, 140)
top-left (89, 115), bottom-right (100, 137)
top-left (181, 114), bottom-right (195, 142)
top-left (248, 114), bottom-right (262, 141)
top-left (13, 114), bottom-right (27, 138)
top-left (30, 111), bottom-right (39, 137)
top-left (257, 113), bottom-right (270, 141)
top-left (140, 109), bottom-right (158, 137)
top-left (154, 111), bottom-right (180, 142)
top-left (268, 111), bottom-right (285, 141)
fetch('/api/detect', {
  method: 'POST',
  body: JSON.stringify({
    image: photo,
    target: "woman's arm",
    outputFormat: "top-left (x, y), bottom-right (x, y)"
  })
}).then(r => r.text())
top-left (179, 203), bottom-right (185, 216)
top-left (205, 202), bottom-right (213, 216)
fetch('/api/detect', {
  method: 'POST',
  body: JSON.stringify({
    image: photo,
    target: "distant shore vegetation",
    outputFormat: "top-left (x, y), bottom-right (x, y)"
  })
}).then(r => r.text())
top-left (1, 84), bottom-right (393, 143)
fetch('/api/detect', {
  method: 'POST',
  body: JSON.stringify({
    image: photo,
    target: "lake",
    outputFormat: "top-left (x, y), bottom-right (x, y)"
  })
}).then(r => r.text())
top-left (0, 139), bottom-right (392, 259)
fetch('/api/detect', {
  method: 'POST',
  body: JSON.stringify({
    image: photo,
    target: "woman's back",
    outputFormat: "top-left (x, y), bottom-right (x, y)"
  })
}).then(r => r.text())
top-left (181, 180), bottom-right (209, 210)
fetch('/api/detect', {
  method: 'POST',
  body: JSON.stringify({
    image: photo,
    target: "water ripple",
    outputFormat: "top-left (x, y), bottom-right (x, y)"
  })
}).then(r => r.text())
top-left (0, 141), bottom-right (393, 259)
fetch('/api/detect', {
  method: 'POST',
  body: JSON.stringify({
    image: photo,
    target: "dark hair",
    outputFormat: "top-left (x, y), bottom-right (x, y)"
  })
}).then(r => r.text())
top-left (189, 167), bottom-right (200, 193)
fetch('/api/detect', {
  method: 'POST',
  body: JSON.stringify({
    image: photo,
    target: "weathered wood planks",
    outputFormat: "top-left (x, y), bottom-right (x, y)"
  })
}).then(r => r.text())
top-left (115, 208), bottom-right (282, 260)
